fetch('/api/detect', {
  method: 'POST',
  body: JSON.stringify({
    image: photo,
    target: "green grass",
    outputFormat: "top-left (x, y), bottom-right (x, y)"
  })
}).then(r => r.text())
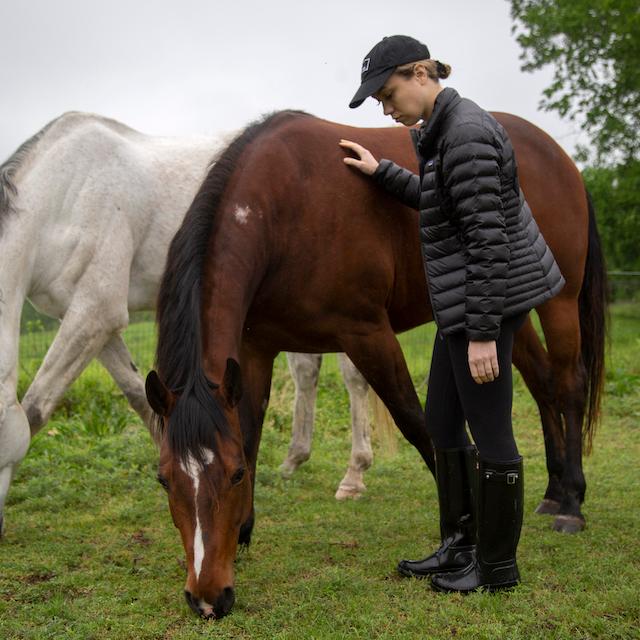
top-left (2, 306), bottom-right (639, 639)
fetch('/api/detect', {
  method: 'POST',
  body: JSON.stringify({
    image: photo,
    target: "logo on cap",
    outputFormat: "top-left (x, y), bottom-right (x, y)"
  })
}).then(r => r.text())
top-left (361, 58), bottom-right (370, 73)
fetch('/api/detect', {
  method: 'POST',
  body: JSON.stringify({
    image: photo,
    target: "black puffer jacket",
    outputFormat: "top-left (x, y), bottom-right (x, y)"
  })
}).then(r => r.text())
top-left (373, 88), bottom-right (565, 340)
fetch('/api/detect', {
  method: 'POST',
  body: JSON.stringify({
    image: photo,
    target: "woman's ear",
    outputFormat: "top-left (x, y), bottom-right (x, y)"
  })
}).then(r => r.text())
top-left (414, 63), bottom-right (429, 84)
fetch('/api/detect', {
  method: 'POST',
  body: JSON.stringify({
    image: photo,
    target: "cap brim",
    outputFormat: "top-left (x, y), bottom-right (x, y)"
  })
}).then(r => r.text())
top-left (348, 67), bottom-right (395, 109)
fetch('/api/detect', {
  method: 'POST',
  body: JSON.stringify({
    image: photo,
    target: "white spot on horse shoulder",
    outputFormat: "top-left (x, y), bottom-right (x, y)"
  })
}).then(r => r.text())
top-left (234, 204), bottom-right (251, 224)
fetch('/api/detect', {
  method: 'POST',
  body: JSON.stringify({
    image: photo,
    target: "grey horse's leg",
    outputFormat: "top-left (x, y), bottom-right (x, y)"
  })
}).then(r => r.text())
top-left (280, 353), bottom-right (322, 478)
top-left (335, 353), bottom-right (372, 500)
top-left (98, 334), bottom-right (156, 440)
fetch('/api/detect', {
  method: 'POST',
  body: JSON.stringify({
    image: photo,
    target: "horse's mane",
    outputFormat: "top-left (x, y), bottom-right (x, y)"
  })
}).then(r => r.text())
top-left (154, 109), bottom-right (312, 466)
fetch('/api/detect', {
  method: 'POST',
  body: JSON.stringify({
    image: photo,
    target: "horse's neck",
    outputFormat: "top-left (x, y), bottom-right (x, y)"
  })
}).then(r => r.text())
top-left (199, 210), bottom-right (271, 382)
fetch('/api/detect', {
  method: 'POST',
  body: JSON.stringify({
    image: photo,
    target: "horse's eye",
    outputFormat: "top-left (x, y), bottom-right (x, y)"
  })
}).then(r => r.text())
top-left (231, 468), bottom-right (245, 485)
top-left (157, 474), bottom-right (170, 491)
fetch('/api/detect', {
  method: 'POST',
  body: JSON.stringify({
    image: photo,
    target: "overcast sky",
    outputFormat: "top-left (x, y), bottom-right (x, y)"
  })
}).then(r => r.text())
top-left (0, 0), bottom-right (585, 163)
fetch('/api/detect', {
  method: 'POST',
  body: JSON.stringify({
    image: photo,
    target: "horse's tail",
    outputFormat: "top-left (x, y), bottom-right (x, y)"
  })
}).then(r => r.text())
top-left (0, 145), bottom-right (22, 220)
top-left (0, 115), bottom-right (61, 233)
top-left (578, 188), bottom-right (609, 454)
top-left (368, 389), bottom-right (398, 456)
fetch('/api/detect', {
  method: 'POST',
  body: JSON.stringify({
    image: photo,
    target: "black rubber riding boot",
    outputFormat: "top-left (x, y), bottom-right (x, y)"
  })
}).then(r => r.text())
top-left (431, 456), bottom-right (524, 593)
top-left (398, 446), bottom-right (476, 578)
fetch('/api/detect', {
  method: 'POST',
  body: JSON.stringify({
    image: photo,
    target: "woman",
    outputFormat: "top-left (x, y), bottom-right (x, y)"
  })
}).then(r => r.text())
top-left (340, 35), bottom-right (564, 593)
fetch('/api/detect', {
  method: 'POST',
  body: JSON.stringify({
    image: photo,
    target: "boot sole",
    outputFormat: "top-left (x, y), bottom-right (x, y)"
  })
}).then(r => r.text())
top-left (397, 564), bottom-right (469, 579)
top-left (431, 580), bottom-right (519, 594)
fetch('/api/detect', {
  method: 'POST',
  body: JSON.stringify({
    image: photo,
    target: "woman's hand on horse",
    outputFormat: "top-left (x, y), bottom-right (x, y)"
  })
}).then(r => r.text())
top-left (468, 340), bottom-right (499, 384)
top-left (339, 140), bottom-right (379, 175)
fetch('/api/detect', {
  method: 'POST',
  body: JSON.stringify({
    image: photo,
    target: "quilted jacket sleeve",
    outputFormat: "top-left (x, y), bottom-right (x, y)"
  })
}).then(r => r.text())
top-left (372, 159), bottom-right (421, 210)
top-left (442, 122), bottom-right (509, 341)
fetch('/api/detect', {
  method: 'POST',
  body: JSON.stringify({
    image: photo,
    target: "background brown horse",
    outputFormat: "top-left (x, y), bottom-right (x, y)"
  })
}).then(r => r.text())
top-left (146, 111), bottom-right (606, 618)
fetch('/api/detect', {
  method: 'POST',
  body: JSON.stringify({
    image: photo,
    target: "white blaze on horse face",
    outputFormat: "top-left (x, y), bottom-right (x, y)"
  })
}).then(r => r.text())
top-left (180, 448), bottom-right (215, 580)
top-left (233, 204), bottom-right (251, 225)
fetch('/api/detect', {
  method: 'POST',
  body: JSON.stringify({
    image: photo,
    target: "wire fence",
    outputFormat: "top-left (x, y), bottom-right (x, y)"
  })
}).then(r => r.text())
top-left (608, 271), bottom-right (640, 302)
top-left (17, 272), bottom-right (640, 387)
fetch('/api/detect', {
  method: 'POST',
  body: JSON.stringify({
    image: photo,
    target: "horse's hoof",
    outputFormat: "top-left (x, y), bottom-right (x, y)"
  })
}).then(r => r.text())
top-left (279, 462), bottom-right (297, 480)
top-left (335, 485), bottom-right (365, 500)
top-left (535, 499), bottom-right (561, 515)
top-left (552, 514), bottom-right (585, 534)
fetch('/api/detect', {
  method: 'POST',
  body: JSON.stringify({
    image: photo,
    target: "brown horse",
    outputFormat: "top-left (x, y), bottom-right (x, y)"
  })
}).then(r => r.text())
top-left (146, 111), bottom-right (606, 618)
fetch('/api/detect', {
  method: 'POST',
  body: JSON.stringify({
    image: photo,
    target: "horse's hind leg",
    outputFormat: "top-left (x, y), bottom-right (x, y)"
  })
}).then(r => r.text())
top-left (340, 323), bottom-right (435, 476)
top-left (0, 409), bottom-right (30, 538)
top-left (512, 317), bottom-right (565, 514)
top-left (335, 353), bottom-right (372, 501)
top-left (538, 299), bottom-right (587, 533)
top-left (280, 353), bottom-right (322, 479)
top-left (97, 334), bottom-right (155, 439)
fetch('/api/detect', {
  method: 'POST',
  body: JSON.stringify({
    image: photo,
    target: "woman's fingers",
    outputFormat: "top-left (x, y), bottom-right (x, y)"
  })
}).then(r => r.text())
top-left (471, 360), bottom-right (491, 384)
top-left (339, 139), bottom-right (365, 155)
top-left (468, 340), bottom-right (499, 384)
top-left (491, 355), bottom-right (500, 380)
top-left (339, 139), bottom-right (378, 175)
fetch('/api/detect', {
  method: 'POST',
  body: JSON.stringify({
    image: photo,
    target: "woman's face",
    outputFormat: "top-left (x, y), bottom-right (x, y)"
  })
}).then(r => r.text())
top-left (374, 68), bottom-right (439, 126)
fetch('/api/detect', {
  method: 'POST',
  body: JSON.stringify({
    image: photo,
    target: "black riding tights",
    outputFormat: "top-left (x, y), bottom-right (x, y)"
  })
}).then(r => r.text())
top-left (424, 313), bottom-right (527, 462)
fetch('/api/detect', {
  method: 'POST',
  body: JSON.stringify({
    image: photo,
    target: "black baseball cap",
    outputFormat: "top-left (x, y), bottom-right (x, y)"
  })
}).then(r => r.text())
top-left (349, 35), bottom-right (431, 108)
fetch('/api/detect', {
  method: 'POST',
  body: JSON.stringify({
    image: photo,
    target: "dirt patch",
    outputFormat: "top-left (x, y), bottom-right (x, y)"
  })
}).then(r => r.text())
top-left (329, 539), bottom-right (360, 549)
top-left (23, 571), bottom-right (56, 584)
top-left (130, 530), bottom-right (152, 546)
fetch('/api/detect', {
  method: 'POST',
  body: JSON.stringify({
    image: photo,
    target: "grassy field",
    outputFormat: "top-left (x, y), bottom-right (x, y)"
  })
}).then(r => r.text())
top-left (1, 305), bottom-right (639, 639)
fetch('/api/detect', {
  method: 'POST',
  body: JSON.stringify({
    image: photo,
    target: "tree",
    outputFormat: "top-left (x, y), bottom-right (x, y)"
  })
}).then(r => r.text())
top-left (582, 161), bottom-right (640, 273)
top-left (509, 0), bottom-right (640, 164)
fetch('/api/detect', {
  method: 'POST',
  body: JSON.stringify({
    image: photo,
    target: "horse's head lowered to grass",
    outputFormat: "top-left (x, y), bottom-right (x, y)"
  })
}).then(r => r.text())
top-left (144, 113), bottom-right (298, 619)
top-left (145, 361), bottom-right (251, 619)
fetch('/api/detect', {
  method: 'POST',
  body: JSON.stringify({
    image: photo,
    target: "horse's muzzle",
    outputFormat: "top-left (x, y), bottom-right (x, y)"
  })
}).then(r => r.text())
top-left (184, 587), bottom-right (235, 619)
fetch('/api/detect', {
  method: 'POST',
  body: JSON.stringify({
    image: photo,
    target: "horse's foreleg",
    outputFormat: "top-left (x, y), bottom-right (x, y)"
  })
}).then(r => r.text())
top-left (539, 299), bottom-right (587, 533)
top-left (335, 353), bottom-right (372, 500)
top-left (512, 318), bottom-right (565, 514)
top-left (340, 324), bottom-right (434, 477)
top-left (238, 347), bottom-right (275, 548)
top-left (280, 353), bottom-right (322, 479)
top-left (97, 334), bottom-right (156, 440)
top-left (21, 300), bottom-right (128, 436)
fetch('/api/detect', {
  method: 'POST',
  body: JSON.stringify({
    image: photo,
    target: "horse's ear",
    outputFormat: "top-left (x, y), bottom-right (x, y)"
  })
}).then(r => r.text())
top-left (222, 358), bottom-right (243, 408)
top-left (145, 370), bottom-right (171, 416)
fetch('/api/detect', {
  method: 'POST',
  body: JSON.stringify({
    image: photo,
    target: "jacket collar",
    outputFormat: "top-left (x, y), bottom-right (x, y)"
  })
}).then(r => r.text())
top-left (417, 87), bottom-right (462, 158)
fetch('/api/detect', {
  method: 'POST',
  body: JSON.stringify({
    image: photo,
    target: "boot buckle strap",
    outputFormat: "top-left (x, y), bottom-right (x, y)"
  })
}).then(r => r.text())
top-left (484, 470), bottom-right (519, 484)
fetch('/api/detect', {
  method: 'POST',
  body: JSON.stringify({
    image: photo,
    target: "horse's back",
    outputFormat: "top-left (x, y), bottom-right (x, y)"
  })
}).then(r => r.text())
top-left (233, 111), bottom-right (587, 344)
top-left (227, 115), bottom-right (428, 341)
top-left (11, 112), bottom-right (223, 312)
